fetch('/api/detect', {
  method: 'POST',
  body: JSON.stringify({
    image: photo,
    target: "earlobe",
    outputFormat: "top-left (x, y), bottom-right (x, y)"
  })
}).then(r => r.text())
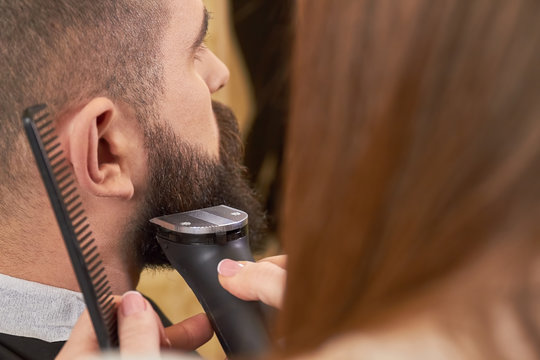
top-left (65, 97), bottom-right (134, 200)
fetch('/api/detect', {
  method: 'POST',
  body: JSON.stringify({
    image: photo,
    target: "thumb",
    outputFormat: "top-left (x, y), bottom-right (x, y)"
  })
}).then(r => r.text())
top-left (217, 259), bottom-right (286, 308)
top-left (118, 291), bottom-right (164, 356)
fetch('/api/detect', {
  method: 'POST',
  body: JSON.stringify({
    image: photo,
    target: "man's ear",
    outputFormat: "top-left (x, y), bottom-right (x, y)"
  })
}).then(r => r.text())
top-left (64, 97), bottom-right (134, 199)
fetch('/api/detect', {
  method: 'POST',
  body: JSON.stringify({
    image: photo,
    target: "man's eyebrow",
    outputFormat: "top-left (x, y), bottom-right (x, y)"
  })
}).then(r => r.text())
top-left (191, 7), bottom-right (209, 52)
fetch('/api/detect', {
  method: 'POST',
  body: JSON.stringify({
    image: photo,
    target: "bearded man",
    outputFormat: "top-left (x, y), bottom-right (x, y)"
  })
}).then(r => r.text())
top-left (0, 0), bottom-right (265, 358)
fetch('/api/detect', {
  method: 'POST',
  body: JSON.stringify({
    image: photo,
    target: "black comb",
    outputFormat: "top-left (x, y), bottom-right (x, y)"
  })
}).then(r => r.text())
top-left (22, 104), bottom-right (118, 349)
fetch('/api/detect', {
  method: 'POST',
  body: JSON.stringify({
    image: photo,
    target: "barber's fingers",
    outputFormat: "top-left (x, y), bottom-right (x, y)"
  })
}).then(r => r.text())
top-left (165, 313), bottom-right (214, 351)
top-left (218, 258), bottom-right (286, 308)
top-left (258, 254), bottom-right (287, 268)
top-left (118, 291), bottom-right (168, 356)
top-left (56, 309), bottom-right (99, 359)
top-left (57, 295), bottom-right (123, 359)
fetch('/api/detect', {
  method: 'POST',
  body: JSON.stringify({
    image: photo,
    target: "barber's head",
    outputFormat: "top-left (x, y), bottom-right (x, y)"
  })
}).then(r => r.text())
top-left (280, 0), bottom-right (540, 354)
top-left (0, 0), bottom-right (263, 287)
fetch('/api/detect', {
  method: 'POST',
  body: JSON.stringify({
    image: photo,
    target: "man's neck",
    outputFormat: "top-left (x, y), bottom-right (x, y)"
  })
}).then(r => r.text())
top-left (0, 226), bottom-right (137, 294)
top-left (0, 220), bottom-right (79, 290)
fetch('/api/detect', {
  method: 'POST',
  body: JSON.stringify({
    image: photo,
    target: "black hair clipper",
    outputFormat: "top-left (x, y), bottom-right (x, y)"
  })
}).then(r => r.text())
top-left (150, 205), bottom-right (269, 357)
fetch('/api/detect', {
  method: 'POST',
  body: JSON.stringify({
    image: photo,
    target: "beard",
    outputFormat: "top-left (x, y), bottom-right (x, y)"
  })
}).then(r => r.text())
top-left (125, 101), bottom-right (266, 269)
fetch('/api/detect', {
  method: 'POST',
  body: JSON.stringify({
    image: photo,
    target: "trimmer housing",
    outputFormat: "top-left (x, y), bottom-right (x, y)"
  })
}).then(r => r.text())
top-left (150, 205), bottom-right (269, 357)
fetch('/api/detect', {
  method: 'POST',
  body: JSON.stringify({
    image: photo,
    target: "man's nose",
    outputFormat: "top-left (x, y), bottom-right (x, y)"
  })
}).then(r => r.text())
top-left (205, 51), bottom-right (230, 93)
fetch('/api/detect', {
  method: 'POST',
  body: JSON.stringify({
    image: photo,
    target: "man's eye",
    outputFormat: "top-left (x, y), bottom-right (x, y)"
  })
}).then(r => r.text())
top-left (194, 44), bottom-right (207, 62)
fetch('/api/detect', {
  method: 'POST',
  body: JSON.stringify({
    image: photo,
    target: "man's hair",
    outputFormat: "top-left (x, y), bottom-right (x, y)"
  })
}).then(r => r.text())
top-left (0, 1), bottom-right (167, 185)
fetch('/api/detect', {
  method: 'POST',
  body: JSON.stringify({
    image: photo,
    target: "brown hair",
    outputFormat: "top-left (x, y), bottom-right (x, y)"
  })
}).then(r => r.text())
top-left (279, 0), bottom-right (540, 355)
top-left (0, 1), bottom-right (167, 188)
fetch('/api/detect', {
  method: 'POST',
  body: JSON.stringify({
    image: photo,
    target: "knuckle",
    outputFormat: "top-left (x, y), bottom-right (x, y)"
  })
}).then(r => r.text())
top-left (248, 262), bottom-right (282, 296)
top-left (182, 326), bottom-right (195, 349)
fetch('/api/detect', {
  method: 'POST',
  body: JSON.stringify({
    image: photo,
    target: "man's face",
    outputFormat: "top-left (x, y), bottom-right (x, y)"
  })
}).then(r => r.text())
top-left (159, 0), bottom-right (228, 159)
top-left (122, 0), bottom-right (265, 268)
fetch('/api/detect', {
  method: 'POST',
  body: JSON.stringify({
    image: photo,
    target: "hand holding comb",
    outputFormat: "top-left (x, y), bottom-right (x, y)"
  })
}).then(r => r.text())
top-left (21, 104), bottom-right (119, 349)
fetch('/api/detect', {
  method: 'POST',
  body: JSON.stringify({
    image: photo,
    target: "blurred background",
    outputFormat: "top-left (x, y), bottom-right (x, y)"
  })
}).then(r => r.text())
top-left (137, 1), bottom-right (292, 358)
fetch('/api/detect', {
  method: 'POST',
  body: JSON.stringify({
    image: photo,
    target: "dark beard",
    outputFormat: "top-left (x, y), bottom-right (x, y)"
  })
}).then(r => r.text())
top-left (126, 101), bottom-right (266, 269)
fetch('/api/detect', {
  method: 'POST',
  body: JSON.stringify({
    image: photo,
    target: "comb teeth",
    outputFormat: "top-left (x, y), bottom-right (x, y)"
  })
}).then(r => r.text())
top-left (75, 224), bottom-right (90, 237)
top-left (64, 194), bottom-right (81, 208)
top-left (37, 120), bottom-right (52, 131)
top-left (54, 164), bottom-right (70, 178)
top-left (83, 245), bottom-right (97, 259)
top-left (40, 127), bottom-right (56, 140)
top-left (79, 233), bottom-right (93, 249)
top-left (57, 175), bottom-right (73, 190)
top-left (95, 282), bottom-right (109, 297)
top-left (46, 142), bottom-right (61, 155)
top-left (22, 104), bottom-right (118, 348)
top-left (69, 209), bottom-right (85, 222)
top-left (93, 272), bottom-right (107, 289)
top-left (48, 150), bottom-right (63, 163)
top-left (72, 216), bottom-right (88, 229)
top-left (50, 157), bottom-right (66, 170)
top-left (42, 135), bottom-right (59, 148)
top-left (89, 259), bottom-right (104, 275)
top-left (34, 110), bottom-right (50, 124)
top-left (62, 187), bottom-right (77, 200)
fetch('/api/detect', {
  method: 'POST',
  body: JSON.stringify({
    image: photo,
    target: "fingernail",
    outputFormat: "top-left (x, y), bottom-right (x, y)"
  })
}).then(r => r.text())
top-left (165, 338), bottom-right (172, 348)
top-left (121, 291), bottom-right (146, 316)
top-left (217, 259), bottom-right (244, 277)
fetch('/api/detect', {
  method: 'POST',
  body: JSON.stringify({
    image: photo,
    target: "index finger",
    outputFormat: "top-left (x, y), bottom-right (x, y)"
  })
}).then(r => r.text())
top-left (165, 313), bottom-right (214, 351)
top-left (258, 255), bottom-right (287, 268)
